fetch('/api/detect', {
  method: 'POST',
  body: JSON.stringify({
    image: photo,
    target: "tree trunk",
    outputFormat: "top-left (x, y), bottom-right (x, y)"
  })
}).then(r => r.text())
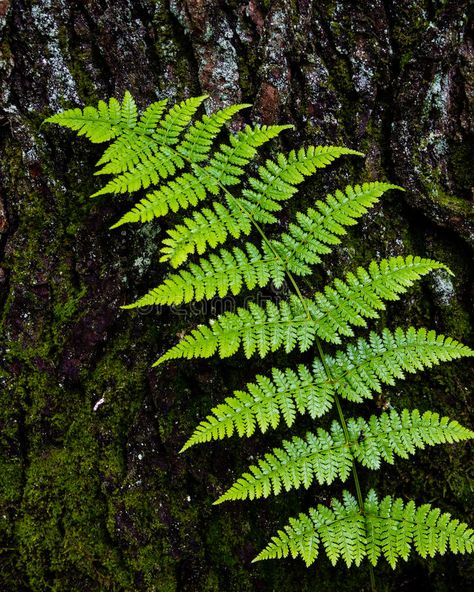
top-left (0, 1), bottom-right (472, 590)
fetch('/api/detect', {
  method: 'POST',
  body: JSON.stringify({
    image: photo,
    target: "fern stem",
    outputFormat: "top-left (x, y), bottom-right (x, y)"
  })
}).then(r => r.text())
top-left (369, 565), bottom-right (377, 592)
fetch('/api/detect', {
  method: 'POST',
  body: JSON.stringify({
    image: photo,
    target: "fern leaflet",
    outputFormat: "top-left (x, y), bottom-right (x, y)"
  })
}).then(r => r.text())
top-left (277, 182), bottom-right (402, 269)
top-left (124, 242), bottom-right (284, 308)
top-left (45, 92), bottom-right (135, 143)
top-left (176, 103), bottom-right (251, 162)
top-left (215, 409), bottom-right (473, 503)
top-left (156, 257), bottom-right (449, 364)
top-left (159, 199), bottom-right (252, 268)
top-left (254, 490), bottom-right (474, 567)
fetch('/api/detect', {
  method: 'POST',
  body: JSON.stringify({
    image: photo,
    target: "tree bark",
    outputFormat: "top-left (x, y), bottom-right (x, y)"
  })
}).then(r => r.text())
top-left (0, 1), bottom-right (473, 591)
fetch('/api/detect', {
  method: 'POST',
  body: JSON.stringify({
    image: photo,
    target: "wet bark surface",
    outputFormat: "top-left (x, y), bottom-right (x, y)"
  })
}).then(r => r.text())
top-left (0, 1), bottom-right (473, 590)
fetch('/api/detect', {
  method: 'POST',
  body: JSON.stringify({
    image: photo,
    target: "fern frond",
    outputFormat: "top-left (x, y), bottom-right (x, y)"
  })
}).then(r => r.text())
top-left (47, 95), bottom-right (474, 577)
top-left (45, 92), bottom-right (136, 143)
top-left (254, 490), bottom-right (474, 567)
top-left (156, 257), bottom-right (450, 364)
top-left (215, 409), bottom-right (473, 503)
top-left (181, 327), bottom-right (472, 450)
top-left (92, 146), bottom-right (185, 196)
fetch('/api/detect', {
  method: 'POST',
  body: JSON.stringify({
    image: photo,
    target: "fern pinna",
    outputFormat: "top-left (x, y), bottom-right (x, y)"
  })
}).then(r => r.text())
top-left (46, 93), bottom-right (474, 586)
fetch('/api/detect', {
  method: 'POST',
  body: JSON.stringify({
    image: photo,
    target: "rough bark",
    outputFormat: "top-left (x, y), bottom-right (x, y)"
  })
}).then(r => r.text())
top-left (0, 1), bottom-right (473, 591)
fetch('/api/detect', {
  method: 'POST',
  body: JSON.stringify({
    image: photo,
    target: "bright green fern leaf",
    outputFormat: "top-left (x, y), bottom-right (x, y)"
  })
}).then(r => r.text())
top-left (159, 199), bottom-right (253, 267)
top-left (254, 489), bottom-right (474, 567)
top-left (215, 424), bottom-right (352, 502)
top-left (45, 92), bottom-right (135, 143)
top-left (153, 95), bottom-right (209, 146)
top-left (181, 364), bottom-right (334, 450)
top-left (110, 172), bottom-right (209, 227)
top-left (215, 409), bottom-right (473, 503)
top-left (277, 182), bottom-right (403, 270)
top-left (155, 257), bottom-right (450, 364)
top-left (45, 94), bottom-right (474, 581)
top-left (124, 242), bottom-right (284, 308)
top-left (92, 145), bottom-right (185, 196)
top-left (176, 103), bottom-right (251, 162)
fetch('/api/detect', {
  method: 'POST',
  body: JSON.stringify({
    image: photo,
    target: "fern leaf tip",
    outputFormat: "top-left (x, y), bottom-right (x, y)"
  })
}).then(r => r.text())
top-left (152, 354), bottom-right (170, 367)
top-left (179, 438), bottom-right (195, 453)
top-left (120, 303), bottom-right (137, 310)
top-left (90, 188), bottom-right (108, 198)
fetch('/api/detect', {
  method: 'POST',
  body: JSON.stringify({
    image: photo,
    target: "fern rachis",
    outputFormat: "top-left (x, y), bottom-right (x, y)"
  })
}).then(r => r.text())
top-left (46, 93), bottom-right (474, 587)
